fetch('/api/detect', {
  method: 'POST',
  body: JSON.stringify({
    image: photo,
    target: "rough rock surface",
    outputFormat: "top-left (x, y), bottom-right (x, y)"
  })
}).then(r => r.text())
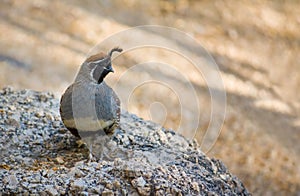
top-left (0, 87), bottom-right (250, 195)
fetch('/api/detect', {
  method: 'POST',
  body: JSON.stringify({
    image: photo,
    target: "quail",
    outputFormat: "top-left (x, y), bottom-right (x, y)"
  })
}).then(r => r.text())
top-left (60, 47), bottom-right (122, 159)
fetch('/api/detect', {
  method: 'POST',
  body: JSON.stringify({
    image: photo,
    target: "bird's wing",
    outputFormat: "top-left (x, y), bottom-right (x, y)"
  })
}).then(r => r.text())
top-left (60, 83), bottom-right (75, 120)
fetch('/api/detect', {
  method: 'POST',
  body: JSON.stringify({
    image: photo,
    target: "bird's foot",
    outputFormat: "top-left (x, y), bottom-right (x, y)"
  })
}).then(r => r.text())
top-left (76, 139), bottom-right (86, 148)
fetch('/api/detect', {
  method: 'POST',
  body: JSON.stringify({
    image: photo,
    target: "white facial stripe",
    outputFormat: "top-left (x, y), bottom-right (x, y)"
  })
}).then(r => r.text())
top-left (89, 58), bottom-right (105, 64)
top-left (90, 65), bottom-right (98, 82)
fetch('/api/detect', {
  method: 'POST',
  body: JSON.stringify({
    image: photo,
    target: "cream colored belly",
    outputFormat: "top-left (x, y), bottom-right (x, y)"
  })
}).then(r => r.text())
top-left (63, 117), bottom-right (114, 132)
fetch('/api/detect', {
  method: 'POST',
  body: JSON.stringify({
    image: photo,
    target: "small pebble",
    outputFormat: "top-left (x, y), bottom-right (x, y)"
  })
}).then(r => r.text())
top-left (131, 176), bottom-right (146, 187)
top-left (73, 179), bottom-right (86, 190)
top-left (56, 156), bottom-right (64, 164)
top-left (4, 174), bottom-right (19, 189)
top-left (191, 182), bottom-right (200, 192)
top-left (45, 185), bottom-right (59, 195)
top-left (113, 180), bottom-right (121, 189)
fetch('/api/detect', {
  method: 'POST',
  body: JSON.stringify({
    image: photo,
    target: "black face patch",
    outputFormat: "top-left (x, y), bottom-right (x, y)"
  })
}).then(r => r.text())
top-left (92, 64), bottom-right (104, 82)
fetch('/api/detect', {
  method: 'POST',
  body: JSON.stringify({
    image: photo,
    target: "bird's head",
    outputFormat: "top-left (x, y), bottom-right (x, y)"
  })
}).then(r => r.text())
top-left (77, 47), bottom-right (123, 84)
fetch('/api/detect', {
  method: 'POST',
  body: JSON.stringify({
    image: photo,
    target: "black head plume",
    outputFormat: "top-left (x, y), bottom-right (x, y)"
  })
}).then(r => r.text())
top-left (85, 47), bottom-right (122, 64)
top-left (109, 47), bottom-right (123, 57)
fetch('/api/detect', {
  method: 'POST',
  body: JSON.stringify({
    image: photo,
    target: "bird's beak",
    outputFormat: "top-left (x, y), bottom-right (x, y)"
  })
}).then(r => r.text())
top-left (107, 65), bottom-right (114, 73)
top-left (109, 66), bottom-right (114, 73)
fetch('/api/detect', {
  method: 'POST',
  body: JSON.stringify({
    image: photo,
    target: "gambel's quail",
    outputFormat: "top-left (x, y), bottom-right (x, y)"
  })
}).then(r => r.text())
top-left (60, 47), bottom-right (122, 159)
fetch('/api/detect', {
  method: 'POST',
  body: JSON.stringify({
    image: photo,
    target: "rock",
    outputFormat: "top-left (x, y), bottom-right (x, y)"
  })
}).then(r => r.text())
top-left (3, 174), bottom-right (19, 189)
top-left (131, 176), bottom-right (146, 187)
top-left (45, 185), bottom-right (59, 195)
top-left (0, 87), bottom-right (250, 195)
top-left (55, 156), bottom-right (64, 164)
top-left (72, 179), bottom-right (86, 190)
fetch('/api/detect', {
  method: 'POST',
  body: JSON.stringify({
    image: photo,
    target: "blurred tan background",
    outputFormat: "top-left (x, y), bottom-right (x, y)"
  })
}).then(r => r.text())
top-left (0, 0), bottom-right (299, 195)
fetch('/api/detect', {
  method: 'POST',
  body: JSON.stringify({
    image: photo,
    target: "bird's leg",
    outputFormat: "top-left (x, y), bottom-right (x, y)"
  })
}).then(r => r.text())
top-left (88, 144), bottom-right (93, 162)
top-left (98, 142), bottom-right (105, 160)
top-left (88, 146), bottom-right (100, 162)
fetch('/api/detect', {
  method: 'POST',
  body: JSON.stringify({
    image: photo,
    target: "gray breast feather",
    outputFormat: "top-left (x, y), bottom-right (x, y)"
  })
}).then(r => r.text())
top-left (60, 82), bottom-right (120, 122)
top-left (95, 82), bottom-right (120, 121)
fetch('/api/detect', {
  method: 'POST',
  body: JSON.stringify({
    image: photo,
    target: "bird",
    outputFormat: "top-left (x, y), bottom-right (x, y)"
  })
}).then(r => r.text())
top-left (60, 47), bottom-right (122, 159)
